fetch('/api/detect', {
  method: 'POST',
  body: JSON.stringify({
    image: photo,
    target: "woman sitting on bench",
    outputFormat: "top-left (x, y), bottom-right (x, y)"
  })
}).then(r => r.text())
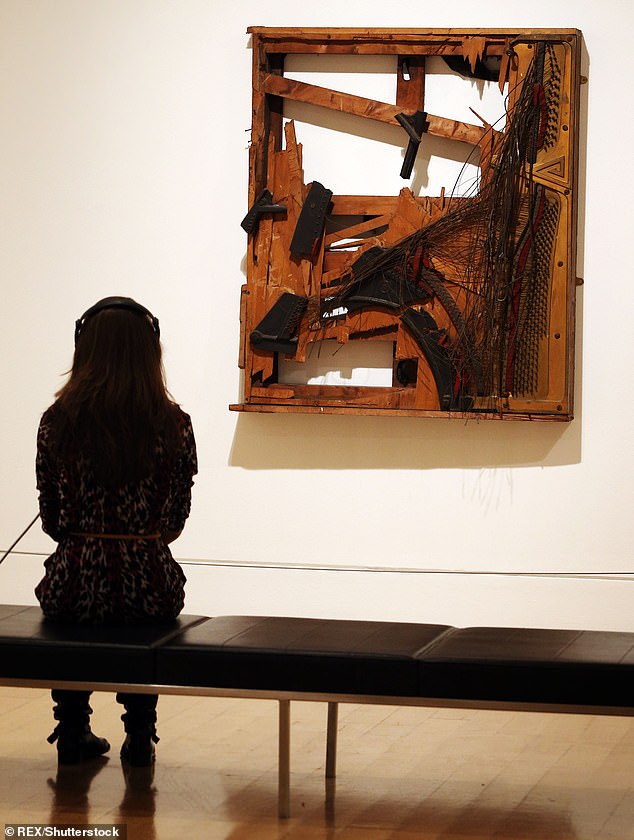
top-left (35, 296), bottom-right (197, 766)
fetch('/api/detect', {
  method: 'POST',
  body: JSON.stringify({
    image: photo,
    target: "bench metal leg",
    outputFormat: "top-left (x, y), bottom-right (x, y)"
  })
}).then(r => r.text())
top-left (278, 699), bottom-right (291, 819)
top-left (326, 701), bottom-right (338, 779)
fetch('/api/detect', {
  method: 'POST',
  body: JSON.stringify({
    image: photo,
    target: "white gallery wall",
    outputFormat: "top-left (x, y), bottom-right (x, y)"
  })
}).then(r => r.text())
top-left (1, 0), bottom-right (633, 630)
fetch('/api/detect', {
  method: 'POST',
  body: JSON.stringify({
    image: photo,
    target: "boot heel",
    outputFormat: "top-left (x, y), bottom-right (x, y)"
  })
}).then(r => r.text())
top-left (120, 732), bottom-right (157, 767)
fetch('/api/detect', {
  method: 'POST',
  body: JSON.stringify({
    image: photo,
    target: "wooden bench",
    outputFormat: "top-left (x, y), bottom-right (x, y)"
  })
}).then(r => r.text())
top-left (1, 604), bottom-right (633, 818)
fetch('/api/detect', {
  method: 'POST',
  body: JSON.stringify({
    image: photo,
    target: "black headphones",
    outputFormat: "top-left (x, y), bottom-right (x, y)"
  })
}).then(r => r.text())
top-left (74, 296), bottom-right (160, 345)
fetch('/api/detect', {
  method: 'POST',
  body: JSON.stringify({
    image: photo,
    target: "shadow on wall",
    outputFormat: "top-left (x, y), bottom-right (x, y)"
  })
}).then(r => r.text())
top-left (229, 407), bottom-right (581, 471)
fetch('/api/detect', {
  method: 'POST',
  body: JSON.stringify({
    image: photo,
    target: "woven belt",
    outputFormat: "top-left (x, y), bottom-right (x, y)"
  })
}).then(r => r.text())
top-left (70, 533), bottom-right (161, 540)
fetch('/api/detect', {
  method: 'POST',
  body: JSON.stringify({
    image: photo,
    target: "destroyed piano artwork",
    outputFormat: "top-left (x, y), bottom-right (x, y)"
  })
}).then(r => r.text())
top-left (231, 28), bottom-right (583, 420)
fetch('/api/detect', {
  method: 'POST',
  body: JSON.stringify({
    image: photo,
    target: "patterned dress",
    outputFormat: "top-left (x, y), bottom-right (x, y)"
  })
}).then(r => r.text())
top-left (35, 406), bottom-right (197, 623)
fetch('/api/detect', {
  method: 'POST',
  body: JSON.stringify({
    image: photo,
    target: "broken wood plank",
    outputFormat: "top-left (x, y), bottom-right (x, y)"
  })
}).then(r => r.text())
top-left (324, 214), bottom-right (392, 247)
top-left (262, 74), bottom-right (494, 146)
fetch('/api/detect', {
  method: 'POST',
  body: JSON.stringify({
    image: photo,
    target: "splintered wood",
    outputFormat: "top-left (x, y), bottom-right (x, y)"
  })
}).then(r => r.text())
top-left (233, 28), bottom-right (583, 420)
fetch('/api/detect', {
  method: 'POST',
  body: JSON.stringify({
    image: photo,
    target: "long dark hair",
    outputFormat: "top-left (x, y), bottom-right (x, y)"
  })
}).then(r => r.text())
top-left (50, 304), bottom-right (181, 486)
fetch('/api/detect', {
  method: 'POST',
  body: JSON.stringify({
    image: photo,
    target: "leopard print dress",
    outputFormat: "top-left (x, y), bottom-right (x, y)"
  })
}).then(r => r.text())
top-left (35, 407), bottom-right (197, 623)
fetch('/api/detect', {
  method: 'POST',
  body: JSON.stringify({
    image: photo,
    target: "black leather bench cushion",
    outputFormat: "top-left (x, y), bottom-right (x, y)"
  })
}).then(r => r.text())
top-left (0, 605), bottom-right (206, 684)
top-left (156, 616), bottom-right (452, 696)
top-left (418, 627), bottom-right (634, 708)
top-left (3, 605), bottom-right (633, 708)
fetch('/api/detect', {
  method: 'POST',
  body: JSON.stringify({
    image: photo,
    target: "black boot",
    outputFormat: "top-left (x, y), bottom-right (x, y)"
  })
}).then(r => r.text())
top-left (48, 690), bottom-right (110, 765)
top-left (116, 693), bottom-right (159, 767)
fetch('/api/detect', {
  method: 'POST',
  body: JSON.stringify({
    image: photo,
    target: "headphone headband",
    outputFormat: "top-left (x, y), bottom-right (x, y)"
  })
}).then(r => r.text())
top-left (74, 296), bottom-right (160, 345)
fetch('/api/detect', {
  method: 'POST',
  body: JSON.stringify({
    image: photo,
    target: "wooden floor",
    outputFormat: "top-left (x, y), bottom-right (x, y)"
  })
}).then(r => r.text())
top-left (1, 687), bottom-right (633, 839)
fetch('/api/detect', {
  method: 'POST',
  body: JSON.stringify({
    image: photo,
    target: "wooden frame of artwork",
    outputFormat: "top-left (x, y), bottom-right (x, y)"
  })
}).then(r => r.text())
top-left (231, 27), bottom-right (583, 420)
